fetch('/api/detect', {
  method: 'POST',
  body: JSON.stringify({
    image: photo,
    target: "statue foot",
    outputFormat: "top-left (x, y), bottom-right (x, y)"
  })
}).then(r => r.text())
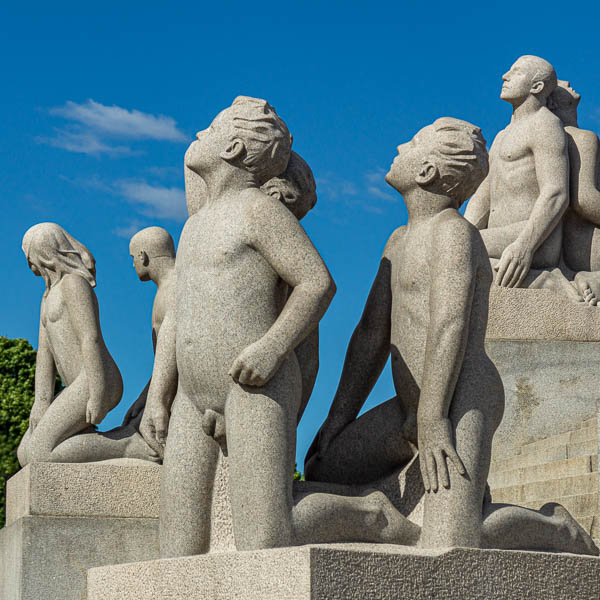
top-left (541, 502), bottom-right (599, 556)
top-left (123, 429), bottom-right (161, 464)
top-left (574, 271), bottom-right (600, 306)
top-left (362, 489), bottom-right (420, 546)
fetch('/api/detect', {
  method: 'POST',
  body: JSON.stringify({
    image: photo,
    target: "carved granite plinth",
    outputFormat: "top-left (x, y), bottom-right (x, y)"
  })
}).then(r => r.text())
top-left (0, 461), bottom-right (160, 600)
top-left (87, 544), bottom-right (600, 600)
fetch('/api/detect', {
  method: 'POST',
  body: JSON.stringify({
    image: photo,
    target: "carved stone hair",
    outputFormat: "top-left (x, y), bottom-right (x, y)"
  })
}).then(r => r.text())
top-left (428, 117), bottom-right (489, 207)
top-left (226, 96), bottom-right (293, 185)
top-left (262, 150), bottom-right (317, 209)
top-left (22, 223), bottom-right (96, 292)
top-left (518, 55), bottom-right (557, 100)
top-left (129, 226), bottom-right (176, 259)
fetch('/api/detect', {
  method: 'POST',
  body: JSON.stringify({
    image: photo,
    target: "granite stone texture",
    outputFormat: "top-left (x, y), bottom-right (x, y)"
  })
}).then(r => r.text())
top-left (5, 461), bottom-right (161, 525)
top-left (486, 340), bottom-right (600, 458)
top-left (87, 544), bottom-right (600, 600)
top-left (17, 223), bottom-right (123, 467)
top-left (1, 515), bottom-right (158, 600)
top-left (465, 56), bottom-right (573, 297)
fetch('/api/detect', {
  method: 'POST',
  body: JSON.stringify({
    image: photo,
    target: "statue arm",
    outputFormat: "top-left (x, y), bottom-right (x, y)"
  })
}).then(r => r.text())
top-left (305, 234), bottom-right (395, 461)
top-left (229, 196), bottom-right (336, 386)
top-left (464, 174), bottom-right (491, 230)
top-left (295, 325), bottom-right (319, 424)
top-left (61, 274), bottom-right (110, 424)
top-left (417, 214), bottom-right (471, 491)
top-left (495, 120), bottom-right (569, 287)
top-left (30, 321), bottom-right (56, 429)
top-left (523, 121), bottom-right (569, 249)
top-left (140, 307), bottom-right (178, 449)
top-left (570, 132), bottom-right (600, 226)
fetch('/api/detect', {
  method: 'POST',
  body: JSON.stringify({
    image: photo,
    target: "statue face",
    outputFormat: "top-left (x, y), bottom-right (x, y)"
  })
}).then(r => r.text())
top-left (262, 177), bottom-right (315, 221)
top-left (130, 248), bottom-right (150, 282)
top-left (557, 80), bottom-right (581, 103)
top-left (501, 58), bottom-right (538, 102)
top-left (385, 125), bottom-right (436, 193)
top-left (26, 257), bottom-right (41, 277)
top-left (184, 109), bottom-right (232, 176)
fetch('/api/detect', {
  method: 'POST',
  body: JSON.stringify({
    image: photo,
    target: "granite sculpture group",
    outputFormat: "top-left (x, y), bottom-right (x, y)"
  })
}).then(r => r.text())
top-left (7, 54), bottom-right (600, 597)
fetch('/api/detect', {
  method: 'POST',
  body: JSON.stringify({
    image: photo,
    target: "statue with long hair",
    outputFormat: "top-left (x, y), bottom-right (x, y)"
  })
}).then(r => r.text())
top-left (17, 223), bottom-right (123, 465)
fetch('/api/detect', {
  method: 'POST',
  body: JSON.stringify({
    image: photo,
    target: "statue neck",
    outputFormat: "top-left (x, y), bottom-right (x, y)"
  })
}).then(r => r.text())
top-left (511, 94), bottom-right (545, 121)
top-left (403, 188), bottom-right (455, 224)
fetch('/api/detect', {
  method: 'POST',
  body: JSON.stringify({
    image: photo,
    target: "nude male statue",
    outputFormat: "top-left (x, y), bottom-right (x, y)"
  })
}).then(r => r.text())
top-left (465, 55), bottom-right (570, 290)
top-left (140, 97), bottom-right (420, 557)
top-left (547, 80), bottom-right (600, 304)
top-left (306, 118), bottom-right (597, 554)
top-left (37, 227), bottom-right (176, 463)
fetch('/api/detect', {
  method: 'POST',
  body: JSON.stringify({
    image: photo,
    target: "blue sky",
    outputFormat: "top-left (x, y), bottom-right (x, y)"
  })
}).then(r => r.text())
top-left (2, 1), bottom-right (599, 467)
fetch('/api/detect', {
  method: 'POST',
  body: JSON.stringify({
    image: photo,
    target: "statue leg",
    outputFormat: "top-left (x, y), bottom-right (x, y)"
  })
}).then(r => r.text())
top-left (293, 487), bottom-right (420, 546)
top-left (305, 397), bottom-right (415, 485)
top-left (482, 501), bottom-right (599, 555)
top-left (225, 357), bottom-right (299, 551)
top-left (159, 389), bottom-right (219, 558)
top-left (48, 422), bottom-right (159, 463)
top-left (420, 383), bottom-right (503, 548)
top-left (27, 376), bottom-right (90, 463)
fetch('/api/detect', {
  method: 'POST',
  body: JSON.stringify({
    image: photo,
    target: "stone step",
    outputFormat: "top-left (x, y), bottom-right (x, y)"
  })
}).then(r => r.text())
top-left (490, 444), bottom-right (568, 474)
top-left (490, 472), bottom-right (598, 504)
top-left (520, 425), bottom-right (597, 457)
top-left (567, 439), bottom-right (599, 460)
top-left (489, 491), bottom-right (598, 519)
top-left (488, 455), bottom-right (597, 489)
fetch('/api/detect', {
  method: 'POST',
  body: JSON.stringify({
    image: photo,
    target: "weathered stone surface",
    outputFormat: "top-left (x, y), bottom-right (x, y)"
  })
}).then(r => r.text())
top-left (1, 515), bottom-right (158, 600)
top-left (6, 461), bottom-right (161, 525)
top-left (87, 544), bottom-right (600, 600)
top-left (487, 340), bottom-right (600, 459)
top-left (486, 287), bottom-right (600, 341)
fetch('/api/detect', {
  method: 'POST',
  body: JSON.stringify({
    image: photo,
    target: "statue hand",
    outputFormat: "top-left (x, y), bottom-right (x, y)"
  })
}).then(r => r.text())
top-left (122, 393), bottom-right (147, 427)
top-left (29, 401), bottom-right (48, 431)
top-left (139, 402), bottom-right (169, 456)
top-left (495, 240), bottom-right (533, 288)
top-left (417, 416), bottom-right (465, 492)
top-left (86, 397), bottom-right (108, 425)
top-left (229, 337), bottom-right (284, 387)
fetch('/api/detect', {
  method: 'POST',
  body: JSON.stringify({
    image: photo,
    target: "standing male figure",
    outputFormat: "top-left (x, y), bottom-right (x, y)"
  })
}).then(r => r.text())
top-left (140, 97), bottom-right (338, 555)
top-left (465, 55), bottom-right (570, 290)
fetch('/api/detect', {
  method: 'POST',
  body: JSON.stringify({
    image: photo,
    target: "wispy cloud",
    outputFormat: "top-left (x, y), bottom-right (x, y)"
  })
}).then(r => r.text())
top-left (315, 168), bottom-right (398, 215)
top-left (115, 180), bottom-right (187, 221)
top-left (41, 99), bottom-right (188, 155)
top-left (113, 220), bottom-right (146, 239)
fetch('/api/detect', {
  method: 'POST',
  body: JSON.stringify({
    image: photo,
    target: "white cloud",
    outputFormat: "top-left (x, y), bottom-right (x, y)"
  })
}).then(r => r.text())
top-left (41, 129), bottom-right (136, 156)
top-left (50, 100), bottom-right (187, 142)
top-left (116, 180), bottom-right (187, 221)
top-left (113, 220), bottom-right (146, 239)
top-left (42, 99), bottom-right (188, 155)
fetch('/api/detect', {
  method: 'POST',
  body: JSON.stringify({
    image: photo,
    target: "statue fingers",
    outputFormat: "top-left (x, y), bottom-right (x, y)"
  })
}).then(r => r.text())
top-left (512, 263), bottom-right (527, 288)
top-left (228, 357), bottom-right (244, 382)
top-left (499, 260), bottom-right (517, 288)
top-left (425, 449), bottom-right (438, 492)
top-left (445, 445), bottom-right (466, 477)
top-left (435, 449), bottom-right (450, 489)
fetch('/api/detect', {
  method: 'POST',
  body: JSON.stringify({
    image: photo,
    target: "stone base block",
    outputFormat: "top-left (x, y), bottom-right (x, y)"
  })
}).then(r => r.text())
top-left (88, 543), bottom-right (600, 600)
top-left (1, 461), bottom-right (160, 600)
top-left (1, 515), bottom-right (158, 600)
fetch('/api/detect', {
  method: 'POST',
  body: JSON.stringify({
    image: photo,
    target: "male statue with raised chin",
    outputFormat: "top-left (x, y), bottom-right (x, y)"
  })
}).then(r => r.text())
top-left (465, 55), bottom-right (570, 290)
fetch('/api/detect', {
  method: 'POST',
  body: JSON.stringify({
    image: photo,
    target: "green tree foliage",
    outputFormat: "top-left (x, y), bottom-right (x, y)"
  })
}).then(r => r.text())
top-left (0, 337), bottom-right (37, 528)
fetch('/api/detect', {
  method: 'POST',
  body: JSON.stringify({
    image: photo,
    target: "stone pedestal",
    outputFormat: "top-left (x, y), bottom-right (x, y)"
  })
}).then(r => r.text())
top-left (87, 543), bottom-right (600, 600)
top-left (0, 461), bottom-right (161, 600)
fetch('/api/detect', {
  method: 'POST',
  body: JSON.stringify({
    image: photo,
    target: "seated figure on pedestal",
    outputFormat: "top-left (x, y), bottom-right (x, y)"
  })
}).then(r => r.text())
top-left (140, 97), bottom-right (421, 558)
top-left (305, 118), bottom-right (597, 554)
top-left (547, 80), bottom-right (600, 304)
top-left (17, 223), bottom-right (123, 465)
top-left (464, 55), bottom-right (579, 299)
top-left (36, 226), bottom-right (176, 463)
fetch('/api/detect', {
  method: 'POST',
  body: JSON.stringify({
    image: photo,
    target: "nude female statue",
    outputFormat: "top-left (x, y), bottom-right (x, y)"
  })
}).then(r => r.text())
top-left (17, 223), bottom-right (123, 465)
